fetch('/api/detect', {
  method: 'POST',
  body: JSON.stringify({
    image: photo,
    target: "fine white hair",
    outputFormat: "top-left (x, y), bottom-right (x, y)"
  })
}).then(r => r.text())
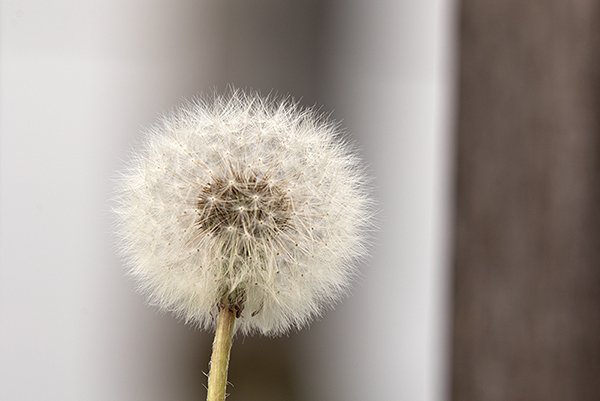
top-left (114, 91), bottom-right (372, 336)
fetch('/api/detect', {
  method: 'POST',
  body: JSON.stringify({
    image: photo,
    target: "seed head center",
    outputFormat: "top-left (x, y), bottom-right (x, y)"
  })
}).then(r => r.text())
top-left (196, 174), bottom-right (292, 237)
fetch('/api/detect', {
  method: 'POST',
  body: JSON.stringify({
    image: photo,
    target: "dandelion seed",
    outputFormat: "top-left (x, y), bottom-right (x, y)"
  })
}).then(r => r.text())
top-left (114, 90), bottom-right (372, 336)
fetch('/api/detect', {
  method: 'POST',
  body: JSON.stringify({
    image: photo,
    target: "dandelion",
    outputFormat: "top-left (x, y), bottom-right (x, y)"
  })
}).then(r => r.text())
top-left (114, 90), bottom-right (372, 400)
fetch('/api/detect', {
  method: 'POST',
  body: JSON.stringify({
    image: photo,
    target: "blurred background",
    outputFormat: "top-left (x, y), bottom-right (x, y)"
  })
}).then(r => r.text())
top-left (2, 1), bottom-right (598, 401)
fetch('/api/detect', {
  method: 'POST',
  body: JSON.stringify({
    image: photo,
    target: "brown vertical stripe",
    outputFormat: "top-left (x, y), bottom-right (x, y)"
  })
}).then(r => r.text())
top-left (452, 1), bottom-right (600, 400)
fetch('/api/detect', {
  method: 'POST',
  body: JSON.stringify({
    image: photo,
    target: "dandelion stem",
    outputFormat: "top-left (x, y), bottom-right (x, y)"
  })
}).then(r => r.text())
top-left (206, 307), bottom-right (236, 401)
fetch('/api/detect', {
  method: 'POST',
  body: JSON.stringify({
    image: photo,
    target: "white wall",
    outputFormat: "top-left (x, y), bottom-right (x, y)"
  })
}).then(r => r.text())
top-left (0, 1), bottom-right (453, 400)
top-left (0, 2), bottom-right (220, 400)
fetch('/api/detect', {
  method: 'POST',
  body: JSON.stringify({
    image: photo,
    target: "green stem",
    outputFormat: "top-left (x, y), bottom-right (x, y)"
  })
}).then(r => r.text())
top-left (206, 307), bottom-right (236, 401)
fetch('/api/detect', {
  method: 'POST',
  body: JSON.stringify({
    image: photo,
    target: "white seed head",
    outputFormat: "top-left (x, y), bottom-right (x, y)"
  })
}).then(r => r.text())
top-left (114, 91), bottom-right (372, 335)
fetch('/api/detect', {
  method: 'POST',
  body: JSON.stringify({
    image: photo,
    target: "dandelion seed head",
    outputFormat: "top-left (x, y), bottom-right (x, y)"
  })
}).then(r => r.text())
top-left (114, 90), bottom-right (373, 335)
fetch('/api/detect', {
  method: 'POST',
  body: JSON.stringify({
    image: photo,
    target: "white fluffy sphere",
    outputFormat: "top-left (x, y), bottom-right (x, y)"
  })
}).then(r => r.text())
top-left (115, 92), bottom-right (372, 335)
